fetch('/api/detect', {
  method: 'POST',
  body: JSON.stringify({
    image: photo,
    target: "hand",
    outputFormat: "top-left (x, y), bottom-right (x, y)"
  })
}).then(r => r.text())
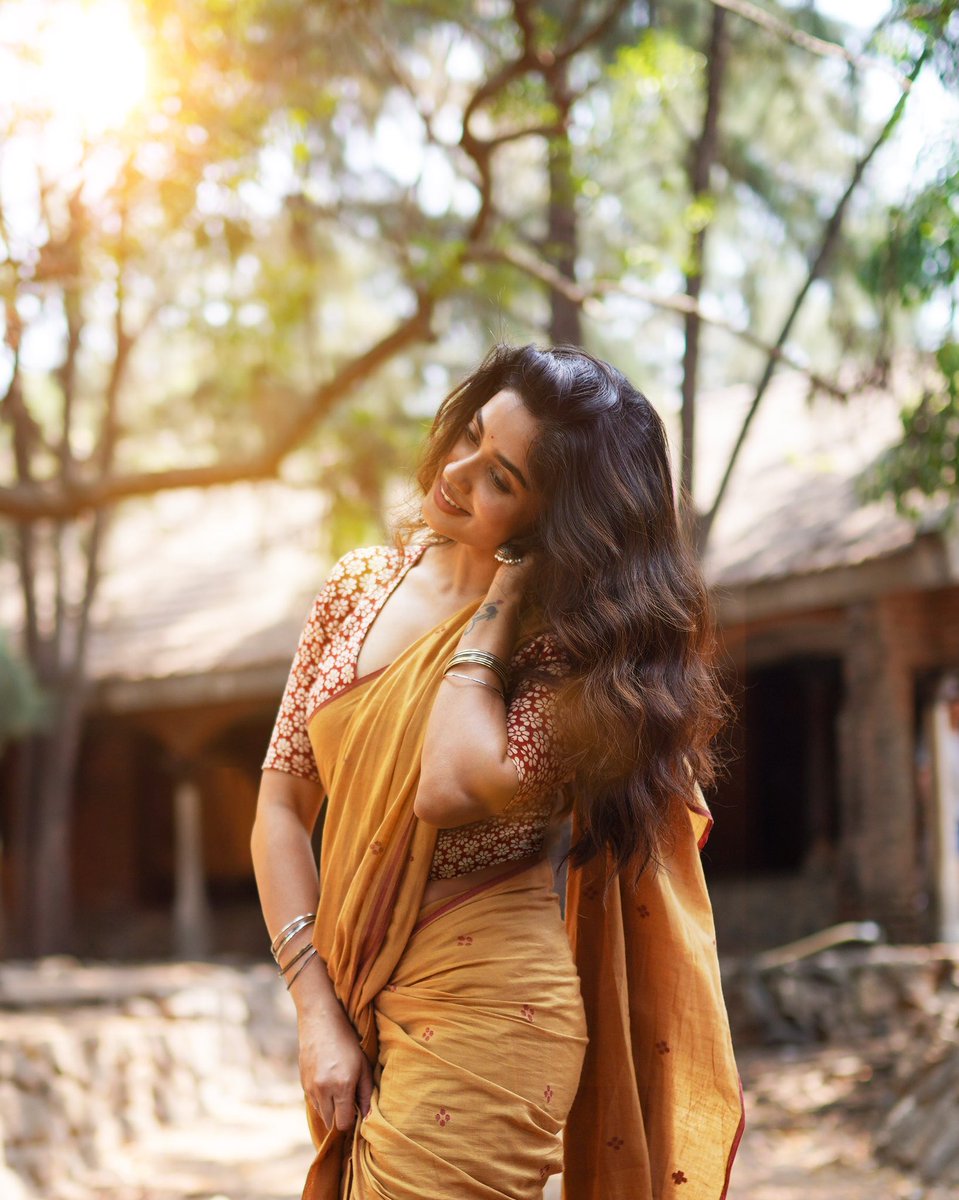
top-left (298, 1008), bottom-right (373, 1132)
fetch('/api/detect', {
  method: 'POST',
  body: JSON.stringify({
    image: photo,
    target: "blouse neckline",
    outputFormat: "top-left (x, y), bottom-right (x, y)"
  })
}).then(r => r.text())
top-left (351, 539), bottom-right (430, 687)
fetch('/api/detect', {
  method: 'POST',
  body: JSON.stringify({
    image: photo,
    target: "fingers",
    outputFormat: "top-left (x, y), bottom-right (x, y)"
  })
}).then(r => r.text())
top-left (306, 1086), bottom-right (356, 1133)
top-left (357, 1057), bottom-right (374, 1120)
top-left (332, 1089), bottom-right (356, 1132)
top-left (312, 1091), bottom-right (335, 1131)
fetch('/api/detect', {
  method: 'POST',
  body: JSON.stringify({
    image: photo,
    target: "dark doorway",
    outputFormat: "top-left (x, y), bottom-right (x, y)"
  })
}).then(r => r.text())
top-left (706, 656), bottom-right (842, 876)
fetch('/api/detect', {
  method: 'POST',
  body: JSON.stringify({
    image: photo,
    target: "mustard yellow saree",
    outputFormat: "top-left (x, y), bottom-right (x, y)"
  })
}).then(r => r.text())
top-left (301, 596), bottom-right (745, 1200)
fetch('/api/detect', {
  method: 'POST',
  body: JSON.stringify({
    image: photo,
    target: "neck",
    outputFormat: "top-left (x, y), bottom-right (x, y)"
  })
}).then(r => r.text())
top-left (425, 538), bottom-right (498, 601)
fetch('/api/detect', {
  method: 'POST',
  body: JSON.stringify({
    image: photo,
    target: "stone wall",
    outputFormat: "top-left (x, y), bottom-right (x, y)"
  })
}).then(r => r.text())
top-left (0, 959), bottom-right (298, 1200)
top-left (708, 869), bottom-right (840, 956)
top-left (3, 945), bottom-right (958, 1198)
top-left (722, 941), bottom-right (959, 1046)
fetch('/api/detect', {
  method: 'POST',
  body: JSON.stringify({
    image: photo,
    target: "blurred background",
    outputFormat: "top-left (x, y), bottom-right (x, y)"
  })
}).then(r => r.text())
top-left (1, 1), bottom-right (958, 1197)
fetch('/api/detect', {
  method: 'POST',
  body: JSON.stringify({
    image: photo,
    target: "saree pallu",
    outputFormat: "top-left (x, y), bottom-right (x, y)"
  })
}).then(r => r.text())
top-left (301, 596), bottom-right (745, 1200)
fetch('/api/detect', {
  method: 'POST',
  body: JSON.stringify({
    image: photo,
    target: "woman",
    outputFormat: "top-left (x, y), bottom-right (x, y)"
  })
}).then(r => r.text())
top-left (252, 343), bottom-right (745, 1200)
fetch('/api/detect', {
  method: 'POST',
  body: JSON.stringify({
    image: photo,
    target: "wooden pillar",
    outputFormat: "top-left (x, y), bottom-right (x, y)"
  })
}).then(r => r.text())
top-left (838, 598), bottom-right (923, 940)
top-left (928, 676), bottom-right (959, 943)
top-left (172, 773), bottom-right (211, 958)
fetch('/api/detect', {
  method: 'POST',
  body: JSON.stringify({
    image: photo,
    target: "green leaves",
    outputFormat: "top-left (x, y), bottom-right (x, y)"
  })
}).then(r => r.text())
top-left (859, 344), bottom-right (959, 518)
top-left (864, 165), bottom-right (959, 306)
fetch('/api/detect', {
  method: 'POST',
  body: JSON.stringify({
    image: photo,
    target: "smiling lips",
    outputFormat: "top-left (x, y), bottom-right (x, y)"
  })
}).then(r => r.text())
top-left (436, 478), bottom-right (470, 515)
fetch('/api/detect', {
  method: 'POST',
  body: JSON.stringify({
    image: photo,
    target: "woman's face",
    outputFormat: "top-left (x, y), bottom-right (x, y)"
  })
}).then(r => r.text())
top-left (422, 388), bottom-right (543, 552)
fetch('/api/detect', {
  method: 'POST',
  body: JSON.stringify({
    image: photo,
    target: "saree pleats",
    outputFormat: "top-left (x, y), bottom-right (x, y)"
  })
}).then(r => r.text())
top-left (344, 858), bottom-right (587, 1199)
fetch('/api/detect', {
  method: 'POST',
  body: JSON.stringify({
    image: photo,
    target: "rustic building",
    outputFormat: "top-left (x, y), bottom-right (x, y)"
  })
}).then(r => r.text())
top-left (1, 374), bottom-right (957, 957)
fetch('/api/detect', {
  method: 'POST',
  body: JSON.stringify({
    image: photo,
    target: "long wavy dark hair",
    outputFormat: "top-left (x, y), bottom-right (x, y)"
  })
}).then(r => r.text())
top-left (393, 343), bottom-right (730, 885)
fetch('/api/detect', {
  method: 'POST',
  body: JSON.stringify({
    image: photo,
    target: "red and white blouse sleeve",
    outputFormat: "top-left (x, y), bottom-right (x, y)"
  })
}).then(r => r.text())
top-left (502, 631), bottom-right (576, 810)
top-left (260, 551), bottom-right (357, 783)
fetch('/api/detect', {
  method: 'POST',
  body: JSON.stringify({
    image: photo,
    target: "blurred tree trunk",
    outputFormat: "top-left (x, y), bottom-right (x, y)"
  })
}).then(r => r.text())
top-left (680, 7), bottom-right (727, 528)
top-left (546, 62), bottom-right (580, 346)
top-left (7, 181), bottom-right (111, 953)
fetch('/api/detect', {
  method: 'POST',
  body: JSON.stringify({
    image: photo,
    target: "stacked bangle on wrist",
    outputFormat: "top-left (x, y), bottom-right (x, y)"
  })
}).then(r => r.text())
top-left (444, 649), bottom-right (510, 693)
top-left (284, 946), bottom-right (319, 991)
top-left (442, 670), bottom-right (505, 700)
top-left (270, 911), bottom-right (316, 963)
top-left (271, 913), bottom-right (320, 990)
top-left (278, 940), bottom-right (314, 975)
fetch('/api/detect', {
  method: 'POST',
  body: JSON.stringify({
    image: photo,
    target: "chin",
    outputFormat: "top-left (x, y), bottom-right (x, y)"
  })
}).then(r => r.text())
top-left (420, 507), bottom-right (452, 542)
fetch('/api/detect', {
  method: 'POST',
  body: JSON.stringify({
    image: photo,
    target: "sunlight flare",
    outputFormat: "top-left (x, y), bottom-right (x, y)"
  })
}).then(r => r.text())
top-left (28, 0), bottom-right (150, 138)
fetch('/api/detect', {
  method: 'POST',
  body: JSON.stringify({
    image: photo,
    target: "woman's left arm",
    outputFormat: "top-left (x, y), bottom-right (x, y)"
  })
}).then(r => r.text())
top-left (413, 560), bottom-right (535, 828)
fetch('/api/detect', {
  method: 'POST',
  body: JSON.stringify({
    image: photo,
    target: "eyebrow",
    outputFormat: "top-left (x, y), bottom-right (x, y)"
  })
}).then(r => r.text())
top-left (475, 408), bottom-right (530, 490)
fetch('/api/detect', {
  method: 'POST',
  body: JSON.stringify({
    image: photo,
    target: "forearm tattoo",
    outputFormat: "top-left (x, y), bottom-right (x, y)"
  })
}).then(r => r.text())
top-left (465, 600), bottom-right (502, 634)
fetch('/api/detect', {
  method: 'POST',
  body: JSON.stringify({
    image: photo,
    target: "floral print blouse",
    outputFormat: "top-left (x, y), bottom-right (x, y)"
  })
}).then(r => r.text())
top-left (261, 541), bottom-right (574, 879)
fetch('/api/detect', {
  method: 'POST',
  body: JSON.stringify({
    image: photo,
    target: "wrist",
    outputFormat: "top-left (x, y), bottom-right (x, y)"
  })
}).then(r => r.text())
top-left (487, 569), bottom-right (525, 603)
top-left (296, 993), bottom-right (348, 1031)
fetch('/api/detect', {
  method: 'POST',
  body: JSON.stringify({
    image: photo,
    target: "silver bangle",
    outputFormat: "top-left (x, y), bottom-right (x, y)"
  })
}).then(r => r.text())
top-left (442, 671), bottom-right (505, 699)
top-left (446, 650), bottom-right (510, 692)
top-left (278, 939), bottom-right (316, 976)
top-left (286, 946), bottom-right (319, 991)
top-left (271, 913), bottom-right (316, 962)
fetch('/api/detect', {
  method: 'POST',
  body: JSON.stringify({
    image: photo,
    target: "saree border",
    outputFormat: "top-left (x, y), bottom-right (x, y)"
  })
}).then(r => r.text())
top-left (719, 1073), bottom-right (747, 1200)
top-left (307, 665), bottom-right (388, 722)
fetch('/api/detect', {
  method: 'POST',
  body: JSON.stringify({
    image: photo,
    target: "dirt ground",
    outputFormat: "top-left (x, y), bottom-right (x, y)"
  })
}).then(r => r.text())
top-left (46, 1035), bottom-right (953, 1200)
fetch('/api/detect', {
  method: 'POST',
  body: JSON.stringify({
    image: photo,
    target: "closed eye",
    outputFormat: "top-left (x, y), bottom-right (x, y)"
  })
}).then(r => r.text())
top-left (465, 424), bottom-right (512, 493)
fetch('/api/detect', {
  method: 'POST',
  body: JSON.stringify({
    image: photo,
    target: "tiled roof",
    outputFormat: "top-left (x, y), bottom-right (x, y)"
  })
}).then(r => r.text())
top-left (1, 481), bottom-right (332, 683)
top-left (693, 374), bottom-right (951, 588)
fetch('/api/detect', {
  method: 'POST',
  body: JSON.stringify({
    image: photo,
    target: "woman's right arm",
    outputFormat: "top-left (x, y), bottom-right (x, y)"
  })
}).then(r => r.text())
top-left (251, 768), bottom-right (373, 1130)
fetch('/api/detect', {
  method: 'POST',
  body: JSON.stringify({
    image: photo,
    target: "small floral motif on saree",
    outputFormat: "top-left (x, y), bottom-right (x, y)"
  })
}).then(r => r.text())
top-left (637, 903), bottom-right (651, 918)
top-left (521, 1004), bottom-right (535, 1022)
top-left (538, 1165), bottom-right (551, 1183)
top-left (543, 1084), bottom-right (553, 1103)
top-left (606, 1136), bottom-right (624, 1151)
top-left (583, 884), bottom-right (601, 901)
top-left (655, 1040), bottom-right (671, 1055)
top-left (385, 983), bottom-right (397, 993)
top-left (456, 933), bottom-right (474, 945)
top-left (369, 841), bottom-right (383, 856)
top-left (672, 1169), bottom-right (688, 1184)
top-left (422, 1026), bottom-right (435, 1041)
top-left (435, 1106), bottom-right (451, 1127)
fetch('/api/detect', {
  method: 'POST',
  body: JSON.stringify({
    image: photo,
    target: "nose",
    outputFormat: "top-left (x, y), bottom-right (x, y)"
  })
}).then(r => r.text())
top-left (444, 454), bottom-right (473, 495)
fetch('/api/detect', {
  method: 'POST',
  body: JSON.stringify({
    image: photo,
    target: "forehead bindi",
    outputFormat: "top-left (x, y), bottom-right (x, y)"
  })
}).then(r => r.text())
top-left (480, 391), bottom-right (537, 444)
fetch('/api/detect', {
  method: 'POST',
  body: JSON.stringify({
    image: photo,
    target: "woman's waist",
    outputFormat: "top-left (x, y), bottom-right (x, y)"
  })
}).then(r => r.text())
top-left (419, 850), bottom-right (548, 911)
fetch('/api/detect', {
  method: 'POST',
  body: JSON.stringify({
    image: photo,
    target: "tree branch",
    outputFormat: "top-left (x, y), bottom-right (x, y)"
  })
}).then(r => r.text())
top-left (482, 122), bottom-right (567, 148)
top-left (697, 49), bottom-right (928, 551)
top-left (704, 0), bottom-right (915, 91)
top-left (469, 242), bottom-right (848, 399)
top-left (556, 0), bottom-right (630, 63)
top-left (0, 298), bottom-right (434, 520)
top-left (354, 11), bottom-right (441, 146)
